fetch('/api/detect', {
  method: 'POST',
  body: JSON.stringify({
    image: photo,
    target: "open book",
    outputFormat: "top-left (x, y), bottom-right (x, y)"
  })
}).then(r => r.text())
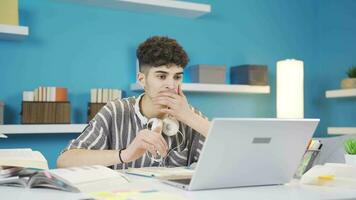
top-left (0, 165), bottom-right (130, 193)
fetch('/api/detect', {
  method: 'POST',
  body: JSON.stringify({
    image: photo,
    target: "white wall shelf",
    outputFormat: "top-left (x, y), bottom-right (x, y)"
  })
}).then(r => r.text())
top-left (327, 127), bottom-right (356, 135)
top-left (0, 24), bottom-right (29, 40)
top-left (130, 83), bottom-right (270, 94)
top-left (326, 88), bottom-right (356, 135)
top-left (68, 0), bottom-right (211, 18)
top-left (0, 124), bottom-right (87, 135)
top-left (325, 88), bottom-right (356, 98)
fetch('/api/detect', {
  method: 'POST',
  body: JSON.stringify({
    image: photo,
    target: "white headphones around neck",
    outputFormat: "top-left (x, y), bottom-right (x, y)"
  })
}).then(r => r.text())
top-left (147, 117), bottom-right (179, 136)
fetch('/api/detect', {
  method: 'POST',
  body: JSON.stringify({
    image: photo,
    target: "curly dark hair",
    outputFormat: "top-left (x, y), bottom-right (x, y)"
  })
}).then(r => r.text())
top-left (136, 36), bottom-right (189, 73)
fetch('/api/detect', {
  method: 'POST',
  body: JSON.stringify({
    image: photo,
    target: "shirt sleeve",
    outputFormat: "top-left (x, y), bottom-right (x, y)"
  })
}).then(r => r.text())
top-left (187, 106), bottom-right (208, 164)
top-left (62, 102), bottom-right (113, 153)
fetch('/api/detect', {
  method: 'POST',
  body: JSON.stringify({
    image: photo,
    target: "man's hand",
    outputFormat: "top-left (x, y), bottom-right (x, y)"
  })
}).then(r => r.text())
top-left (152, 85), bottom-right (194, 122)
top-left (121, 126), bottom-right (168, 163)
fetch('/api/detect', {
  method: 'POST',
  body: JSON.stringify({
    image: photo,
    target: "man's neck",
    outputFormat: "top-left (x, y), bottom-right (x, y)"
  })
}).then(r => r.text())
top-left (140, 94), bottom-right (164, 119)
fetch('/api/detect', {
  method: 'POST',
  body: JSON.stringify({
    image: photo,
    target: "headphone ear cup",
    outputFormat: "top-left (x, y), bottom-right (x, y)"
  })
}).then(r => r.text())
top-left (162, 118), bottom-right (179, 136)
top-left (148, 118), bottom-right (163, 131)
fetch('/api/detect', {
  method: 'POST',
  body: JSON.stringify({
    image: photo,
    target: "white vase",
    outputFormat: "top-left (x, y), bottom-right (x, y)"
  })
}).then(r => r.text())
top-left (344, 154), bottom-right (356, 165)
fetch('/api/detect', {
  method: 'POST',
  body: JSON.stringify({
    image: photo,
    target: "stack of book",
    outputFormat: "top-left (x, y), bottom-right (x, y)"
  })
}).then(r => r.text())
top-left (90, 88), bottom-right (122, 103)
top-left (294, 140), bottom-right (323, 178)
top-left (21, 86), bottom-right (70, 124)
top-left (87, 88), bottom-right (122, 122)
top-left (23, 86), bottom-right (68, 102)
top-left (0, 148), bottom-right (49, 186)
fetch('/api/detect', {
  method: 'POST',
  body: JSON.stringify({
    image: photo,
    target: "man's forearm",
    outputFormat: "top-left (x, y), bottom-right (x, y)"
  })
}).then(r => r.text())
top-left (57, 149), bottom-right (121, 168)
top-left (182, 111), bottom-right (211, 138)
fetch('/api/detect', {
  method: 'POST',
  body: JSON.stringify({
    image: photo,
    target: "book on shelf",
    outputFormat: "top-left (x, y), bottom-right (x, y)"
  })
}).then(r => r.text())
top-left (0, 165), bottom-right (129, 193)
top-left (97, 88), bottom-right (102, 103)
top-left (39, 86), bottom-right (43, 102)
top-left (102, 88), bottom-right (109, 103)
top-left (22, 91), bottom-right (34, 101)
top-left (90, 88), bottom-right (97, 103)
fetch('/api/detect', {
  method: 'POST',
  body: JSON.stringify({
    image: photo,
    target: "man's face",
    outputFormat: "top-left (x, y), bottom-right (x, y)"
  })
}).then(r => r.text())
top-left (138, 64), bottom-right (183, 99)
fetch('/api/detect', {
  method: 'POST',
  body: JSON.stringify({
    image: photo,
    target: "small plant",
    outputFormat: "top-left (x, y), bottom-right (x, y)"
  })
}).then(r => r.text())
top-left (345, 138), bottom-right (356, 155)
top-left (346, 66), bottom-right (356, 78)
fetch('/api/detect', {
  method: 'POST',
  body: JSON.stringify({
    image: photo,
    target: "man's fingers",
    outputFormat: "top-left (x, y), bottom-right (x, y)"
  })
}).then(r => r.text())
top-left (153, 124), bottom-right (163, 134)
top-left (155, 92), bottom-right (179, 99)
top-left (178, 84), bottom-right (184, 96)
top-left (141, 141), bottom-right (158, 157)
top-left (142, 135), bottom-right (167, 156)
top-left (159, 135), bottom-right (169, 151)
top-left (143, 129), bottom-right (168, 151)
top-left (153, 98), bottom-right (175, 108)
top-left (153, 96), bottom-right (177, 103)
top-left (160, 108), bottom-right (173, 116)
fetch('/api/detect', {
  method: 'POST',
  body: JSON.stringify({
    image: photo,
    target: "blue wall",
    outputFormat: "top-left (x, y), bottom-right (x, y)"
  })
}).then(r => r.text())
top-left (313, 0), bottom-right (356, 136)
top-left (1, 0), bottom-right (353, 168)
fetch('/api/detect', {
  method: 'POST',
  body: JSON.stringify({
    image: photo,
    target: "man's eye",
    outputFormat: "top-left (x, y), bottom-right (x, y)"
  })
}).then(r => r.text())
top-left (174, 75), bottom-right (182, 80)
top-left (158, 75), bottom-right (166, 80)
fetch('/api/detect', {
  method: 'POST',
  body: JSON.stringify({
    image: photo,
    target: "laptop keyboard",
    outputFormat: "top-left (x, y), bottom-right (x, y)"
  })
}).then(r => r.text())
top-left (170, 178), bottom-right (191, 185)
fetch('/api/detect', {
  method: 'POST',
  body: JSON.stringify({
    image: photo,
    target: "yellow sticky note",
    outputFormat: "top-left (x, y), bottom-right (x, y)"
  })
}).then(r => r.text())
top-left (0, 0), bottom-right (19, 25)
top-left (318, 175), bottom-right (335, 181)
top-left (90, 191), bottom-right (138, 200)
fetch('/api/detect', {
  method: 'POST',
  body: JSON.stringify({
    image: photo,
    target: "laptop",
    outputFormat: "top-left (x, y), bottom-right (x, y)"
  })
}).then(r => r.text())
top-left (162, 118), bottom-right (319, 191)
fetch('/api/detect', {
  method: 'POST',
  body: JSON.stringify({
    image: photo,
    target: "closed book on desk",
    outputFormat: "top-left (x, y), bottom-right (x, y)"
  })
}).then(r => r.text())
top-left (0, 148), bottom-right (48, 170)
top-left (0, 165), bottom-right (129, 193)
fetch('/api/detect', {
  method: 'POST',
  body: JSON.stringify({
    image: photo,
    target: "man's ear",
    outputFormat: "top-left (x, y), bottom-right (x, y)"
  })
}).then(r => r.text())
top-left (137, 72), bottom-right (146, 88)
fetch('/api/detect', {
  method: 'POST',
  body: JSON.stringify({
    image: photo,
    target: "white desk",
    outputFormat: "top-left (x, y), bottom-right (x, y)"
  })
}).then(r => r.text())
top-left (1, 177), bottom-right (356, 200)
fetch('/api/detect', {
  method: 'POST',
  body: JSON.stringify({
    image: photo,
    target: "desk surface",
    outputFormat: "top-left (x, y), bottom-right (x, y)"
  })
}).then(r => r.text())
top-left (1, 177), bottom-right (356, 200)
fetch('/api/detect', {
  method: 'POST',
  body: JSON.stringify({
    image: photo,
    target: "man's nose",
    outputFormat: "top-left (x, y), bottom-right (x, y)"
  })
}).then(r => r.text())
top-left (165, 79), bottom-right (177, 90)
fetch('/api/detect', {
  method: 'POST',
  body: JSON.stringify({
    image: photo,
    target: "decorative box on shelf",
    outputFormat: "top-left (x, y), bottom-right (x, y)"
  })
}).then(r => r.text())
top-left (189, 64), bottom-right (226, 84)
top-left (21, 101), bottom-right (70, 124)
top-left (230, 64), bottom-right (268, 85)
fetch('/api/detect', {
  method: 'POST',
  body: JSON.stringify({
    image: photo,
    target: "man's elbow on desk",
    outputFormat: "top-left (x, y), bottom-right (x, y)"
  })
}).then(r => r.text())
top-left (56, 149), bottom-right (82, 168)
top-left (56, 149), bottom-right (121, 168)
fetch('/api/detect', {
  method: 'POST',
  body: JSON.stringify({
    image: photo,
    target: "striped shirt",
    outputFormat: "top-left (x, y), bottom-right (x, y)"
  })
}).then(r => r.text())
top-left (63, 94), bottom-right (206, 170)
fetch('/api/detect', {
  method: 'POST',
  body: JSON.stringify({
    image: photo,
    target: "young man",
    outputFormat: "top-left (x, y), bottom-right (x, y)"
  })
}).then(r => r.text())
top-left (57, 36), bottom-right (211, 169)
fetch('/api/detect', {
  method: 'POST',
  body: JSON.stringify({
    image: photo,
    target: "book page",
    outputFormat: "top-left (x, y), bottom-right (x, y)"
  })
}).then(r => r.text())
top-left (48, 165), bottom-right (130, 192)
top-left (0, 176), bottom-right (28, 187)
